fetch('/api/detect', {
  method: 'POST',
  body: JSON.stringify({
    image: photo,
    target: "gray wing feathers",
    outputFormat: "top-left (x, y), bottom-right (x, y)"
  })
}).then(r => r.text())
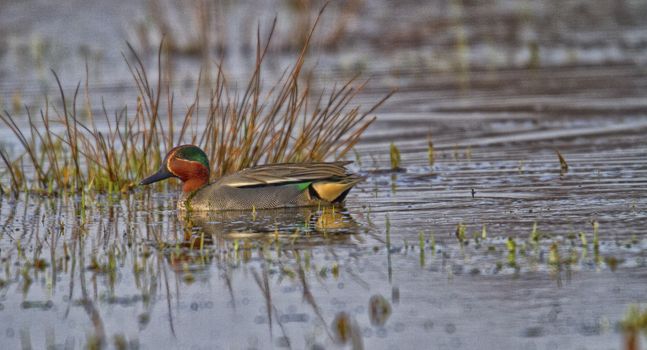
top-left (218, 162), bottom-right (354, 188)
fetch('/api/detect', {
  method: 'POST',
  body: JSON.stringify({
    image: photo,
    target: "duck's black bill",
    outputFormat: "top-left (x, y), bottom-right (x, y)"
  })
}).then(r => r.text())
top-left (140, 167), bottom-right (174, 185)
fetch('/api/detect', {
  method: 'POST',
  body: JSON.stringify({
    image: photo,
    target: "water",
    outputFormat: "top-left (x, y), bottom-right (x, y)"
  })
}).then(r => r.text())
top-left (1, 0), bottom-right (647, 349)
top-left (1, 175), bottom-right (646, 349)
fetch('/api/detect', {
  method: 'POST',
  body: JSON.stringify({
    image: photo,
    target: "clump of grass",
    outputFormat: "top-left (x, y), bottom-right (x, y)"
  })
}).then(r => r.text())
top-left (430, 232), bottom-right (436, 255)
top-left (427, 134), bottom-right (435, 166)
top-left (507, 237), bottom-right (517, 266)
top-left (0, 8), bottom-right (393, 195)
top-left (455, 223), bottom-right (467, 244)
top-left (389, 142), bottom-right (401, 170)
top-left (530, 222), bottom-right (539, 242)
top-left (418, 231), bottom-right (425, 267)
top-left (548, 242), bottom-right (560, 266)
top-left (556, 149), bottom-right (569, 175)
top-left (621, 304), bottom-right (647, 350)
top-left (592, 220), bottom-right (600, 250)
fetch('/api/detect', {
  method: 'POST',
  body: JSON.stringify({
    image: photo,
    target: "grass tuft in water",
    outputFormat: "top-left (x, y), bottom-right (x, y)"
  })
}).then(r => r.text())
top-left (530, 222), bottom-right (539, 242)
top-left (389, 142), bottom-right (401, 171)
top-left (0, 8), bottom-right (393, 195)
top-left (592, 220), bottom-right (600, 249)
top-left (418, 231), bottom-right (425, 267)
top-left (555, 149), bottom-right (569, 175)
top-left (427, 134), bottom-right (435, 166)
top-left (507, 237), bottom-right (517, 266)
top-left (455, 223), bottom-right (467, 244)
top-left (620, 304), bottom-right (647, 350)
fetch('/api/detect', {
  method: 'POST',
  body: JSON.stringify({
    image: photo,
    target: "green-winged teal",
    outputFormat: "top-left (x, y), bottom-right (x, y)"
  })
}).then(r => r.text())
top-left (140, 145), bottom-right (364, 211)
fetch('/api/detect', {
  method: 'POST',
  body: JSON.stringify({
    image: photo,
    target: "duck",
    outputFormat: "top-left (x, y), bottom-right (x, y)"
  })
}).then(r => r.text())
top-left (139, 145), bottom-right (364, 211)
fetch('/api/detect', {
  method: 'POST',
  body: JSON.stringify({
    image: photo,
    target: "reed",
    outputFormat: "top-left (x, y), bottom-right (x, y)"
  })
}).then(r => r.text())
top-left (389, 142), bottom-right (401, 170)
top-left (427, 133), bottom-right (435, 166)
top-left (556, 149), bottom-right (569, 175)
top-left (0, 8), bottom-right (392, 195)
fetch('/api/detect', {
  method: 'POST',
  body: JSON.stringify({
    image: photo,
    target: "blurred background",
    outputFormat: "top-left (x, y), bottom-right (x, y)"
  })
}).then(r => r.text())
top-left (2, 0), bottom-right (647, 115)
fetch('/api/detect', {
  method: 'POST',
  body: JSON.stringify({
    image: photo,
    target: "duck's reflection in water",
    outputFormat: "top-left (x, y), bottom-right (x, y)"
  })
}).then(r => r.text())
top-left (181, 207), bottom-right (358, 245)
top-left (164, 207), bottom-right (361, 272)
top-left (158, 207), bottom-right (369, 344)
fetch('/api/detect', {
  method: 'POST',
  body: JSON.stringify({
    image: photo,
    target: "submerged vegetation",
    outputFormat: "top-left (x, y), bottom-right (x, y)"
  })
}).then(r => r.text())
top-left (0, 8), bottom-right (392, 195)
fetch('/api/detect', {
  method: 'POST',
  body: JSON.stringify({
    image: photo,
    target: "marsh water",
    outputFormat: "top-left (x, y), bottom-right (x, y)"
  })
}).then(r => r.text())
top-left (1, 0), bottom-right (647, 349)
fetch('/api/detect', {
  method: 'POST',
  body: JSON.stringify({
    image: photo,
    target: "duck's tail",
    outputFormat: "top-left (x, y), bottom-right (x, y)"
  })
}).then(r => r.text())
top-left (309, 175), bottom-right (365, 203)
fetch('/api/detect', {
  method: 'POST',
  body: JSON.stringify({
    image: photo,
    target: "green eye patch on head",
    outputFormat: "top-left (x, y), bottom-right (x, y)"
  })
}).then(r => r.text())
top-left (175, 146), bottom-right (210, 170)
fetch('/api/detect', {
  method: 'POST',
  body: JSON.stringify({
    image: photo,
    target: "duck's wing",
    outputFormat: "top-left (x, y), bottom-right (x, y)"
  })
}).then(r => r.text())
top-left (218, 162), bottom-right (354, 188)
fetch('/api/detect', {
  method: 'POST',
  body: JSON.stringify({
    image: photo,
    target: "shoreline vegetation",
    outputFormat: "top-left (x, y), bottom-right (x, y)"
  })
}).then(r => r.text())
top-left (0, 6), bottom-right (393, 196)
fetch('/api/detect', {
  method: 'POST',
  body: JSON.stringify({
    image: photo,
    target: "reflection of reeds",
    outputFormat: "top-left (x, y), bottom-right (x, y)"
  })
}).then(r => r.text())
top-left (0, 8), bottom-right (392, 195)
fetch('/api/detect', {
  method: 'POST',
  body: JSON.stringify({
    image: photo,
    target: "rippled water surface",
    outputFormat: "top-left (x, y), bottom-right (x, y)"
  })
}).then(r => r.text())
top-left (1, 0), bottom-right (647, 349)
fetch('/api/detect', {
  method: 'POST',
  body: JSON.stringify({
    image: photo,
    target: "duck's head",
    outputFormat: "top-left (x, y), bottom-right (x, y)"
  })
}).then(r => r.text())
top-left (140, 145), bottom-right (210, 193)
